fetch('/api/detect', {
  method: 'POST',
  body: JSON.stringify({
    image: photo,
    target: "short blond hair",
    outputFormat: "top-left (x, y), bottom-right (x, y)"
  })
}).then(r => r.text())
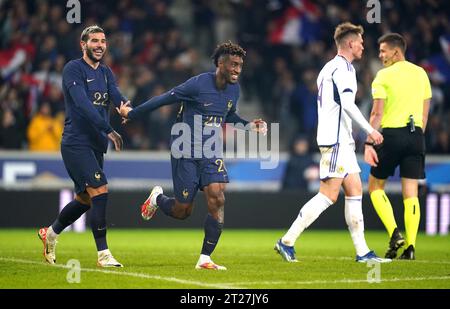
top-left (334, 22), bottom-right (364, 47)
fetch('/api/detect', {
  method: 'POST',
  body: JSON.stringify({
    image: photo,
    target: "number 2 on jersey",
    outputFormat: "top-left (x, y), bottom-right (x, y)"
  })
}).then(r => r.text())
top-left (215, 159), bottom-right (225, 172)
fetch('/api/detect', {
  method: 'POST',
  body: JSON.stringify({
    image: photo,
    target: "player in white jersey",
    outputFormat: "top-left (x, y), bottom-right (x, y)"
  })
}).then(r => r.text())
top-left (275, 22), bottom-right (391, 263)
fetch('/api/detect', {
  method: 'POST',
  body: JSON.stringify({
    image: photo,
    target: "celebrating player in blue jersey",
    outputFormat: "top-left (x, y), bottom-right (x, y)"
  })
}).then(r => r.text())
top-left (117, 42), bottom-right (267, 270)
top-left (38, 25), bottom-right (128, 267)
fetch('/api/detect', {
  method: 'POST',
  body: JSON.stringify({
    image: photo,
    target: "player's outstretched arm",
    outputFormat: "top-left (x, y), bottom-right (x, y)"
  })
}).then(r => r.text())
top-left (126, 91), bottom-right (180, 121)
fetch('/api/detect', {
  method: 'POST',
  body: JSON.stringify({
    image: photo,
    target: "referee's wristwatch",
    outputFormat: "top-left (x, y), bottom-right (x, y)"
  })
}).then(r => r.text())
top-left (364, 141), bottom-right (375, 147)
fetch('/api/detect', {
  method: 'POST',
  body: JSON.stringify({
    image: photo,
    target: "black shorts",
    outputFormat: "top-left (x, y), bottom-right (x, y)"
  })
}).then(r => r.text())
top-left (370, 127), bottom-right (425, 179)
top-left (61, 144), bottom-right (107, 194)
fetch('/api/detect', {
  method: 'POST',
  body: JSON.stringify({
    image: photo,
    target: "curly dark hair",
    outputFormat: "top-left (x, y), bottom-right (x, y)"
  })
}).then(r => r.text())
top-left (211, 41), bottom-right (246, 67)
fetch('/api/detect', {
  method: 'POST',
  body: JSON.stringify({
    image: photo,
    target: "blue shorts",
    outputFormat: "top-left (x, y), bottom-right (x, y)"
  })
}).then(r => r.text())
top-left (61, 144), bottom-right (107, 194)
top-left (171, 157), bottom-right (229, 203)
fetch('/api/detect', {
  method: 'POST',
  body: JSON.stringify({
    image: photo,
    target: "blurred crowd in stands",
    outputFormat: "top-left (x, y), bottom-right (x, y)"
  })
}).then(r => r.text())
top-left (0, 0), bottom-right (449, 156)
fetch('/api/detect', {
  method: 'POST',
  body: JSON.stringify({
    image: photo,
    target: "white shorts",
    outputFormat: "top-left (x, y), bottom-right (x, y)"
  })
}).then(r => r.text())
top-left (319, 143), bottom-right (361, 180)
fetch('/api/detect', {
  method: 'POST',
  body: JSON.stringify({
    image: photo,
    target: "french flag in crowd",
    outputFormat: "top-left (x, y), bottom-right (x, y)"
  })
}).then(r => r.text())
top-left (268, 0), bottom-right (321, 46)
top-left (421, 34), bottom-right (450, 85)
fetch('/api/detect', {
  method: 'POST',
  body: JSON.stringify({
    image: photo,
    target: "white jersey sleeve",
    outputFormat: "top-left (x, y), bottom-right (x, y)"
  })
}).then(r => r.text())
top-left (316, 56), bottom-right (373, 146)
top-left (333, 68), bottom-right (374, 135)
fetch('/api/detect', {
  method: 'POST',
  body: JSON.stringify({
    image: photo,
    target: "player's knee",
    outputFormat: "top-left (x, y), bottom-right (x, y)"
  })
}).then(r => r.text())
top-left (173, 203), bottom-right (193, 220)
top-left (325, 193), bottom-right (338, 204)
top-left (76, 193), bottom-right (91, 206)
top-left (183, 206), bottom-right (193, 219)
top-left (368, 182), bottom-right (376, 193)
top-left (211, 194), bottom-right (225, 207)
top-left (208, 190), bottom-right (225, 207)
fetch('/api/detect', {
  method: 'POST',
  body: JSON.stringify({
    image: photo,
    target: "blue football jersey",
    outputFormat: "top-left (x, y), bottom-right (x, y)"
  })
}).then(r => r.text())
top-left (129, 72), bottom-right (247, 159)
top-left (61, 58), bottom-right (126, 153)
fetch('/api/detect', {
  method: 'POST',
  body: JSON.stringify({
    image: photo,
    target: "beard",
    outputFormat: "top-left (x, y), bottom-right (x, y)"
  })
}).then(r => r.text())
top-left (85, 47), bottom-right (103, 63)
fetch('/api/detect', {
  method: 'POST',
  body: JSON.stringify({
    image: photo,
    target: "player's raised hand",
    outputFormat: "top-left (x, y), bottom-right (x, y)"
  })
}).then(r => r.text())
top-left (250, 118), bottom-right (268, 136)
top-left (368, 129), bottom-right (383, 145)
top-left (116, 101), bottom-right (132, 119)
top-left (364, 145), bottom-right (379, 167)
top-left (108, 130), bottom-right (123, 151)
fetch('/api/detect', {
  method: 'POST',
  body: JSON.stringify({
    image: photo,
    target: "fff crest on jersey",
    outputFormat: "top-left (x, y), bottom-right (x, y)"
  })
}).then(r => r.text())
top-left (94, 172), bottom-right (101, 181)
top-left (227, 100), bottom-right (233, 110)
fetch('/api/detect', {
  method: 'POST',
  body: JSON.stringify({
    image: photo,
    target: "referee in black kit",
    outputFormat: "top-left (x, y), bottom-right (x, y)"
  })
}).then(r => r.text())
top-left (364, 33), bottom-right (431, 260)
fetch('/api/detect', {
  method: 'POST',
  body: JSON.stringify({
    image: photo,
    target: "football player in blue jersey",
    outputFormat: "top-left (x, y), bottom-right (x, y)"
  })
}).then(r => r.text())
top-left (38, 25), bottom-right (128, 267)
top-left (117, 42), bottom-right (267, 270)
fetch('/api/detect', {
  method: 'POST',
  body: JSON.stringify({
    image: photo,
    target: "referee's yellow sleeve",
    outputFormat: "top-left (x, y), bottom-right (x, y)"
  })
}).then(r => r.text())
top-left (422, 70), bottom-right (432, 100)
top-left (371, 72), bottom-right (386, 99)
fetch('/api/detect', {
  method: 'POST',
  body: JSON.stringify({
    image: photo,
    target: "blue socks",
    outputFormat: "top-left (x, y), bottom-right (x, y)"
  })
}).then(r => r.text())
top-left (201, 214), bottom-right (223, 256)
top-left (51, 200), bottom-right (90, 234)
top-left (156, 194), bottom-right (175, 216)
top-left (91, 193), bottom-right (108, 251)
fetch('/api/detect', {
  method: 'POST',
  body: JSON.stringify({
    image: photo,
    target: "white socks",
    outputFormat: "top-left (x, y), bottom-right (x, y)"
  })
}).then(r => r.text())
top-left (199, 254), bottom-right (211, 264)
top-left (98, 249), bottom-right (111, 257)
top-left (47, 226), bottom-right (58, 242)
top-left (345, 196), bottom-right (370, 256)
top-left (282, 192), bottom-right (333, 246)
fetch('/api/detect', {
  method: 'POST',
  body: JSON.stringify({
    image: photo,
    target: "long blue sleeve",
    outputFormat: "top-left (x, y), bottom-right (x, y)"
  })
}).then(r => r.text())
top-left (128, 76), bottom-right (199, 120)
top-left (225, 110), bottom-right (249, 126)
top-left (105, 66), bottom-right (127, 108)
top-left (128, 91), bottom-right (178, 120)
top-left (68, 84), bottom-right (113, 134)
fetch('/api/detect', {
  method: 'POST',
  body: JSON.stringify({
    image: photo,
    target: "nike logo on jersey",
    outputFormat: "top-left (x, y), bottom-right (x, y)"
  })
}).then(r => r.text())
top-left (203, 103), bottom-right (213, 107)
top-left (87, 78), bottom-right (95, 82)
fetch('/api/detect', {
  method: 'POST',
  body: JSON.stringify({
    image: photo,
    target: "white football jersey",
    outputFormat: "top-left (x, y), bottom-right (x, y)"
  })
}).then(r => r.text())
top-left (316, 55), bottom-right (359, 146)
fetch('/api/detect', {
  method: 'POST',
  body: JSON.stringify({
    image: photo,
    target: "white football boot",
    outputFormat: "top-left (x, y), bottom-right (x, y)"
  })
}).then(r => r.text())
top-left (97, 249), bottom-right (123, 267)
top-left (38, 227), bottom-right (57, 264)
top-left (141, 186), bottom-right (163, 220)
top-left (195, 256), bottom-right (227, 270)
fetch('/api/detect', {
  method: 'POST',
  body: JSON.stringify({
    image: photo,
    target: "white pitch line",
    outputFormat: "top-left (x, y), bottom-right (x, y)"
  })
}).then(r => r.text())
top-left (0, 257), bottom-right (242, 289)
top-left (228, 253), bottom-right (450, 265)
top-left (298, 255), bottom-right (450, 265)
top-left (223, 276), bottom-right (450, 286)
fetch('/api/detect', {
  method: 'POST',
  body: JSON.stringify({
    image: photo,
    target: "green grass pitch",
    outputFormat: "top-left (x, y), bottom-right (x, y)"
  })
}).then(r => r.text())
top-left (0, 229), bottom-right (449, 289)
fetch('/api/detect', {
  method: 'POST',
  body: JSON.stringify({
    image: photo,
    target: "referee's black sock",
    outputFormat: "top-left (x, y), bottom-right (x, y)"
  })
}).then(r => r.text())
top-left (91, 193), bottom-right (108, 251)
top-left (201, 214), bottom-right (223, 256)
top-left (156, 194), bottom-right (175, 217)
top-left (52, 200), bottom-right (90, 234)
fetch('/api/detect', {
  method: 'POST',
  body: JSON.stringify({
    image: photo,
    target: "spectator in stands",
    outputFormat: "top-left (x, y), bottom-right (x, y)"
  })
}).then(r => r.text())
top-left (0, 0), bottom-right (448, 152)
top-left (0, 107), bottom-right (25, 149)
top-left (27, 101), bottom-right (63, 151)
top-left (282, 135), bottom-right (318, 190)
